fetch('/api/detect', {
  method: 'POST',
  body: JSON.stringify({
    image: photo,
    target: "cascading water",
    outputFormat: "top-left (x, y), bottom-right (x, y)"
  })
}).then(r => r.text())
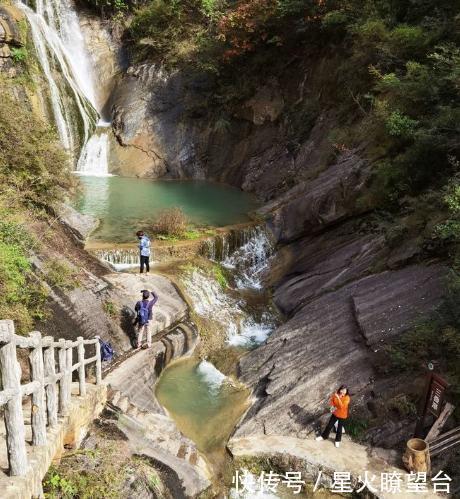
top-left (222, 226), bottom-right (273, 289)
top-left (18, 0), bottom-right (113, 175)
top-left (182, 226), bottom-right (277, 347)
top-left (202, 226), bottom-right (274, 289)
top-left (17, 0), bottom-right (97, 156)
top-left (76, 122), bottom-right (111, 176)
top-left (94, 248), bottom-right (139, 271)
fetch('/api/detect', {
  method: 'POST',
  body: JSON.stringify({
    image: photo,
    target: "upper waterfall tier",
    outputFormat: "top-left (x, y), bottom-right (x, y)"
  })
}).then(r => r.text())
top-left (17, 0), bottom-right (98, 159)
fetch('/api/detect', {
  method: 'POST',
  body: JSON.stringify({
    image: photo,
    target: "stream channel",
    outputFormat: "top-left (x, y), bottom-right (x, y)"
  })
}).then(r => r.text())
top-left (18, 0), bottom-right (296, 494)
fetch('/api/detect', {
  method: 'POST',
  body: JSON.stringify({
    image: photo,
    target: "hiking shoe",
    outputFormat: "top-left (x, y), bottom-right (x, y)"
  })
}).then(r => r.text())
top-left (315, 436), bottom-right (324, 441)
top-left (335, 442), bottom-right (340, 448)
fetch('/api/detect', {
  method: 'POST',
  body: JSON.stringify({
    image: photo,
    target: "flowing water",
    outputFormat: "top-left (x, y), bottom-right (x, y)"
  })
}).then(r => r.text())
top-left (156, 358), bottom-right (249, 456)
top-left (74, 177), bottom-right (260, 243)
top-left (76, 122), bottom-right (111, 176)
top-left (182, 226), bottom-right (277, 347)
top-left (17, 0), bottom-right (97, 157)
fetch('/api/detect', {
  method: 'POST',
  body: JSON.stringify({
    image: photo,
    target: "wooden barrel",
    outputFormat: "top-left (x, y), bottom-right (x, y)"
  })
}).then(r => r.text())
top-left (403, 438), bottom-right (431, 474)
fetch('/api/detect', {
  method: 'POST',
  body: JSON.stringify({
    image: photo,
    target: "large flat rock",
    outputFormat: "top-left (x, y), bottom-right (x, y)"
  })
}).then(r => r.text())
top-left (235, 264), bottom-right (446, 439)
top-left (228, 435), bottom-right (440, 499)
top-left (352, 264), bottom-right (445, 346)
top-left (105, 272), bottom-right (188, 336)
top-left (260, 151), bottom-right (371, 243)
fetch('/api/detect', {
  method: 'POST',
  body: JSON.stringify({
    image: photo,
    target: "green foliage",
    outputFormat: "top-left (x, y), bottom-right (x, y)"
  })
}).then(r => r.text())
top-left (10, 47), bottom-right (27, 63)
top-left (385, 111), bottom-right (418, 138)
top-left (103, 300), bottom-right (118, 317)
top-left (128, 0), bottom-right (185, 61)
top-left (43, 260), bottom-right (79, 291)
top-left (44, 468), bottom-right (78, 498)
top-left (0, 88), bottom-right (71, 207)
top-left (212, 263), bottom-right (228, 288)
top-left (346, 415), bottom-right (369, 440)
top-left (0, 217), bottom-right (49, 333)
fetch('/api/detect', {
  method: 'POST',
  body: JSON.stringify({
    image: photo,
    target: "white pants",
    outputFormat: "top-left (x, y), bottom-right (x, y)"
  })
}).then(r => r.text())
top-left (137, 323), bottom-right (152, 347)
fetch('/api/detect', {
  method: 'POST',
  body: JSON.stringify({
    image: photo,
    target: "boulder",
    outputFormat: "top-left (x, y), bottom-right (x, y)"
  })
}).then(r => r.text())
top-left (234, 264), bottom-right (446, 439)
top-left (260, 150), bottom-right (371, 243)
top-left (58, 203), bottom-right (99, 243)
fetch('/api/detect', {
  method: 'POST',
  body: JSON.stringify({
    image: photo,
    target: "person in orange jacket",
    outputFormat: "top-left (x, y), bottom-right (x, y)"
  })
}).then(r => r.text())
top-left (316, 385), bottom-right (350, 448)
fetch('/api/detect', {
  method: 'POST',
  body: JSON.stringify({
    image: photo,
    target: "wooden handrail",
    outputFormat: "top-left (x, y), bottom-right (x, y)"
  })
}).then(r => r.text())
top-left (0, 320), bottom-right (102, 476)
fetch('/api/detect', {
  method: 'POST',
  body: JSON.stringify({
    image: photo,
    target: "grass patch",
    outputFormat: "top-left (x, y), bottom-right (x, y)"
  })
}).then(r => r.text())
top-left (212, 263), bottom-right (228, 288)
top-left (43, 260), bottom-right (79, 291)
top-left (103, 300), bottom-right (118, 317)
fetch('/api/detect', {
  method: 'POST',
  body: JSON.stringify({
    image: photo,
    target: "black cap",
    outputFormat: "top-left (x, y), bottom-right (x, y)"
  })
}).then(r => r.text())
top-left (142, 290), bottom-right (150, 299)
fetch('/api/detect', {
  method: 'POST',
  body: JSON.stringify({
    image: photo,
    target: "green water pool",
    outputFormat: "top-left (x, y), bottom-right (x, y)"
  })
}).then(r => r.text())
top-left (155, 358), bottom-right (249, 457)
top-left (74, 176), bottom-right (260, 243)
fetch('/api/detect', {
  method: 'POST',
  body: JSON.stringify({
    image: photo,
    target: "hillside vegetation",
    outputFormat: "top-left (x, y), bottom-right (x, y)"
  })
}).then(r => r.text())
top-left (0, 72), bottom-right (73, 333)
top-left (82, 0), bottom-right (460, 411)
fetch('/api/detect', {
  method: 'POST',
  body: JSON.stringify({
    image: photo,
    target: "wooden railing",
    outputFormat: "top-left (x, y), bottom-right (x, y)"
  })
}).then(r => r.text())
top-left (0, 320), bottom-right (102, 476)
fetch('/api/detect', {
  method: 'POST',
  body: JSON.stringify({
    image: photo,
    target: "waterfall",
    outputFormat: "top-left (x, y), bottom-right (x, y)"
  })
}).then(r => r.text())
top-left (17, 0), bottom-right (97, 157)
top-left (202, 226), bottom-right (274, 290)
top-left (181, 268), bottom-right (274, 347)
top-left (76, 122), bottom-right (111, 176)
top-left (94, 248), bottom-right (139, 271)
top-left (222, 227), bottom-right (273, 290)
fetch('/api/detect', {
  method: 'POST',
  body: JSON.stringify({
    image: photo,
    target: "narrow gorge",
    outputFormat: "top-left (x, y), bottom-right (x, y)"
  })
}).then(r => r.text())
top-left (0, 0), bottom-right (459, 496)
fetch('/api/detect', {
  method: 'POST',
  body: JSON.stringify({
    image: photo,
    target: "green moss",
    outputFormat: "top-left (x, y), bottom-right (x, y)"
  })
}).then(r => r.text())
top-left (211, 263), bottom-right (228, 288)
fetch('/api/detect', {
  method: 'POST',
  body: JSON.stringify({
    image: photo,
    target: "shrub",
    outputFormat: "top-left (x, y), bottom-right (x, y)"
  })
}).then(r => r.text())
top-left (10, 47), bottom-right (27, 63)
top-left (152, 207), bottom-right (188, 237)
top-left (0, 91), bottom-right (71, 207)
top-left (385, 111), bottom-right (418, 138)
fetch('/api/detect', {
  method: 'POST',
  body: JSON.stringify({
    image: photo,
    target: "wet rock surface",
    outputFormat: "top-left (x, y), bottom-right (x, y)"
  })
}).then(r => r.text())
top-left (105, 323), bottom-right (212, 497)
top-left (233, 219), bottom-right (446, 439)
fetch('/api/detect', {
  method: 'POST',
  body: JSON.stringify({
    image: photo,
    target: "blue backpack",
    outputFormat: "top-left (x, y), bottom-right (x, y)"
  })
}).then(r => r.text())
top-left (137, 300), bottom-right (150, 326)
top-left (99, 338), bottom-right (114, 362)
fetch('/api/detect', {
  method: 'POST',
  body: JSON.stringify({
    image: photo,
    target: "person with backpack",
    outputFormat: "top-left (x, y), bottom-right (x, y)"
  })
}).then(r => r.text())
top-left (136, 230), bottom-right (152, 274)
top-left (315, 385), bottom-right (350, 448)
top-left (134, 289), bottom-right (158, 349)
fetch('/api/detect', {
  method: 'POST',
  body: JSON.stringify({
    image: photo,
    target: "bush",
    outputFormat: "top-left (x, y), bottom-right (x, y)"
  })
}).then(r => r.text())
top-left (152, 207), bottom-right (188, 237)
top-left (0, 90), bottom-right (71, 207)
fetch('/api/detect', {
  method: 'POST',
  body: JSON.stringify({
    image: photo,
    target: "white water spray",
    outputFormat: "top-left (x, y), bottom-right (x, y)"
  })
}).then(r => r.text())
top-left (182, 268), bottom-right (274, 347)
top-left (222, 227), bottom-right (273, 289)
top-left (76, 122), bottom-right (111, 176)
top-left (17, 0), bottom-right (97, 156)
top-left (197, 361), bottom-right (227, 392)
top-left (94, 248), bottom-right (139, 271)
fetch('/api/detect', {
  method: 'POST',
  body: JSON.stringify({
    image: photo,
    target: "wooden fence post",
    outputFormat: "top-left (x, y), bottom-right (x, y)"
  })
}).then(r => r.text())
top-left (43, 337), bottom-right (58, 427)
top-left (66, 341), bottom-right (73, 405)
top-left (77, 337), bottom-right (86, 397)
top-left (0, 320), bottom-right (28, 475)
top-left (29, 331), bottom-right (47, 446)
top-left (95, 336), bottom-right (102, 385)
top-left (58, 339), bottom-right (69, 415)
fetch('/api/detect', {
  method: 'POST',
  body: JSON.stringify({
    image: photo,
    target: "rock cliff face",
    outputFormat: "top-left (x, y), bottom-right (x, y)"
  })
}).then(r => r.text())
top-left (104, 51), bottom-right (448, 445)
top-left (108, 61), bottom-right (338, 201)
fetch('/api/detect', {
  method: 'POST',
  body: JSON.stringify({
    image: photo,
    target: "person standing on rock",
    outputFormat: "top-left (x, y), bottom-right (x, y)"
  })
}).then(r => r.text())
top-left (136, 230), bottom-right (151, 274)
top-left (134, 289), bottom-right (158, 349)
top-left (316, 385), bottom-right (350, 448)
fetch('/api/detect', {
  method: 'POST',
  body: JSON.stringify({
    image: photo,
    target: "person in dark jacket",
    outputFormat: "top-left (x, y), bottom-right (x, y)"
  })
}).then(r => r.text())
top-left (134, 289), bottom-right (158, 348)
